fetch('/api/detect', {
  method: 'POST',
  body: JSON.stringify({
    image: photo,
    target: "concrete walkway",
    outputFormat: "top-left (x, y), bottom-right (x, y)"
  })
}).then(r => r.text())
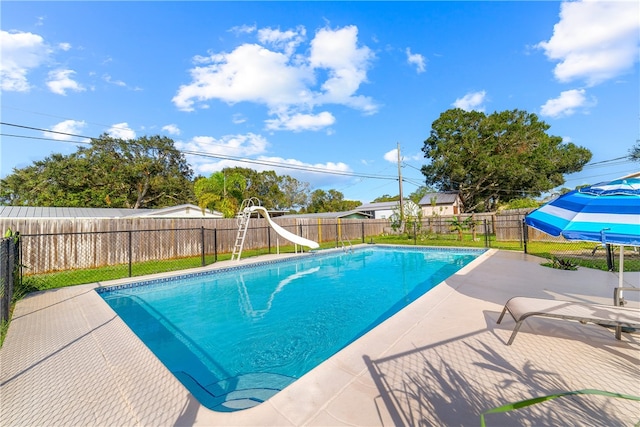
top-left (1, 249), bottom-right (639, 426)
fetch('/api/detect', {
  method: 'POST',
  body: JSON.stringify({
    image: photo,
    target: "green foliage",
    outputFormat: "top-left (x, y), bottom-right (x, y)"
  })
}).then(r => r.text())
top-left (421, 108), bottom-right (592, 212)
top-left (500, 198), bottom-right (540, 210)
top-left (372, 194), bottom-right (399, 202)
top-left (407, 186), bottom-right (434, 204)
top-left (194, 170), bottom-right (246, 218)
top-left (544, 256), bottom-right (578, 271)
top-left (448, 216), bottom-right (475, 241)
top-left (480, 389), bottom-right (640, 427)
top-left (0, 134), bottom-right (195, 208)
top-left (305, 189), bottom-right (360, 213)
top-left (194, 168), bottom-right (312, 216)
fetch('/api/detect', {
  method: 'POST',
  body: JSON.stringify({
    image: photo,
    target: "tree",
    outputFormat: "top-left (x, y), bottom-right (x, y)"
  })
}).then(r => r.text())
top-left (279, 175), bottom-right (310, 211)
top-left (407, 185), bottom-right (434, 204)
top-left (0, 134), bottom-right (194, 208)
top-left (421, 108), bottom-right (592, 212)
top-left (305, 189), bottom-right (360, 213)
top-left (372, 194), bottom-right (399, 202)
top-left (194, 170), bottom-right (246, 218)
top-left (631, 142), bottom-right (640, 162)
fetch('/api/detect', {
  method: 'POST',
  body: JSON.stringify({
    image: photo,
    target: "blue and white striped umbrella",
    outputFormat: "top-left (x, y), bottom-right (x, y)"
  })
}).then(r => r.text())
top-left (525, 177), bottom-right (640, 247)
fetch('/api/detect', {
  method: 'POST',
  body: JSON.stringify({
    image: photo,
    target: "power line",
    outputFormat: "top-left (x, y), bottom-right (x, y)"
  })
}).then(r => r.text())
top-left (0, 122), bottom-right (398, 181)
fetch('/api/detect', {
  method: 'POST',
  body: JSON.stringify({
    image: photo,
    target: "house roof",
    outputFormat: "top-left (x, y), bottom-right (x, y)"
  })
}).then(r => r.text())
top-left (357, 201), bottom-right (398, 211)
top-left (281, 210), bottom-right (372, 219)
top-left (0, 204), bottom-right (223, 219)
top-left (418, 191), bottom-right (461, 206)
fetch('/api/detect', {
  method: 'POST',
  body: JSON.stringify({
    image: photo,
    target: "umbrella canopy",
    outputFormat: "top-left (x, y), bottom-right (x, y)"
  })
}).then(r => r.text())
top-left (525, 177), bottom-right (640, 247)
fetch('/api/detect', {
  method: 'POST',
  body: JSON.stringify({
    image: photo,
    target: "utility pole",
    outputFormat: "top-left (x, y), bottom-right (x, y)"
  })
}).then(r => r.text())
top-left (397, 142), bottom-right (404, 225)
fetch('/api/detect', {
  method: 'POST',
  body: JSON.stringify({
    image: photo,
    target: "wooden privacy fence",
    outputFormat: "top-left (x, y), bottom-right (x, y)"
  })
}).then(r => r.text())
top-left (0, 212), bottom-right (530, 275)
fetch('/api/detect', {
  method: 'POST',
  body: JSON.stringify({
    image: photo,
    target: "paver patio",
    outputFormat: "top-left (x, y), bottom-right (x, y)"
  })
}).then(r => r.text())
top-left (1, 249), bottom-right (639, 426)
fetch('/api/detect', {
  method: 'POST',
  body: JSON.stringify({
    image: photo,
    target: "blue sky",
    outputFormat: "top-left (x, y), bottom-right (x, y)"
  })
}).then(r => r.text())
top-left (1, 1), bottom-right (639, 204)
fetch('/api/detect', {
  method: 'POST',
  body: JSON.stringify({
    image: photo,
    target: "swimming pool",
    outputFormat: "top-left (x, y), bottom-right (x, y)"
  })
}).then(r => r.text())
top-left (98, 245), bottom-right (484, 412)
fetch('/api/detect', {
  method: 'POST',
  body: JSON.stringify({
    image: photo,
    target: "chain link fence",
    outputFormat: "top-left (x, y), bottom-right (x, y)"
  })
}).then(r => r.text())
top-left (523, 222), bottom-right (640, 273)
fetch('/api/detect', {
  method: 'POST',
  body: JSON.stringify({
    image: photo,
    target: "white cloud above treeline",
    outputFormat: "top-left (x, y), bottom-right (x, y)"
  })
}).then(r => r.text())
top-left (540, 89), bottom-right (594, 118)
top-left (0, 30), bottom-right (51, 92)
top-left (452, 91), bottom-right (486, 112)
top-left (43, 119), bottom-right (89, 142)
top-left (172, 25), bottom-right (378, 133)
top-left (405, 48), bottom-right (426, 73)
top-left (107, 123), bottom-right (136, 140)
top-left (46, 69), bottom-right (85, 95)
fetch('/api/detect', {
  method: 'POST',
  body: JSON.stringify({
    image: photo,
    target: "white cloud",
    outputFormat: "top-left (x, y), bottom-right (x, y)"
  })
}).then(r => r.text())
top-left (265, 111), bottom-right (335, 132)
top-left (232, 113), bottom-right (247, 124)
top-left (103, 74), bottom-right (126, 87)
top-left (173, 25), bottom-right (378, 132)
top-left (108, 123), bottom-right (136, 140)
top-left (58, 42), bottom-right (71, 51)
top-left (537, 0), bottom-right (640, 86)
top-left (540, 88), bottom-right (593, 118)
top-left (176, 132), bottom-right (351, 187)
top-left (383, 148), bottom-right (422, 163)
top-left (43, 119), bottom-right (89, 142)
top-left (229, 24), bottom-right (256, 36)
top-left (308, 26), bottom-right (377, 111)
top-left (46, 69), bottom-right (85, 95)
top-left (406, 48), bottom-right (426, 73)
top-left (453, 90), bottom-right (486, 111)
top-left (258, 26), bottom-right (306, 56)
top-left (162, 124), bottom-right (181, 135)
top-left (0, 30), bottom-right (51, 92)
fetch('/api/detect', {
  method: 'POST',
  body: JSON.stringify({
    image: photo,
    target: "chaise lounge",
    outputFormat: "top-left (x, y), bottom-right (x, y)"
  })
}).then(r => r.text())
top-left (497, 291), bottom-right (640, 345)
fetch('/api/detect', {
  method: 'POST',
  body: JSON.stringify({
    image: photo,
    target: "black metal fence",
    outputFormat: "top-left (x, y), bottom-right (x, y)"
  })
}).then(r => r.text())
top-left (523, 219), bottom-right (640, 273)
top-left (1, 236), bottom-right (20, 323)
top-left (12, 214), bottom-right (620, 312)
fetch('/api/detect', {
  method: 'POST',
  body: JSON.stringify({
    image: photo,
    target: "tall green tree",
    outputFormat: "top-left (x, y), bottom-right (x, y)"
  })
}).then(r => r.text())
top-left (279, 175), bottom-right (310, 211)
top-left (0, 134), bottom-right (194, 208)
top-left (421, 108), bottom-right (592, 212)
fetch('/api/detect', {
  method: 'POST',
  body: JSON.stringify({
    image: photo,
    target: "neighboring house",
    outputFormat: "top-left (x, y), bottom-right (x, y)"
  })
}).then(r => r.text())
top-left (357, 201), bottom-right (421, 220)
top-left (356, 201), bottom-right (398, 219)
top-left (418, 191), bottom-right (463, 216)
top-left (281, 210), bottom-right (372, 220)
top-left (0, 204), bottom-right (224, 219)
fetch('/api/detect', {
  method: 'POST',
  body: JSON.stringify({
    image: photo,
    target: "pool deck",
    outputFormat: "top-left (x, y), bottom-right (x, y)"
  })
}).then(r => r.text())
top-left (1, 248), bottom-right (639, 426)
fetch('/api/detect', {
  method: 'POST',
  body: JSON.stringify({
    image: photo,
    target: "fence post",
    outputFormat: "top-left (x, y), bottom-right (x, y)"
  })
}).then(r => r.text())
top-left (606, 244), bottom-right (614, 271)
top-left (361, 222), bottom-right (365, 243)
top-left (484, 219), bottom-right (489, 248)
top-left (1, 239), bottom-right (10, 323)
top-left (413, 222), bottom-right (417, 245)
top-left (128, 230), bottom-right (133, 277)
top-left (201, 226), bottom-right (205, 267)
top-left (522, 219), bottom-right (528, 254)
top-left (214, 228), bottom-right (218, 262)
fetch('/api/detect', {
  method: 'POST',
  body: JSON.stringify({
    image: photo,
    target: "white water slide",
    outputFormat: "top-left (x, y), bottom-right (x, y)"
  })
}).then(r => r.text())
top-left (248, 206), bottom-right (320, 249)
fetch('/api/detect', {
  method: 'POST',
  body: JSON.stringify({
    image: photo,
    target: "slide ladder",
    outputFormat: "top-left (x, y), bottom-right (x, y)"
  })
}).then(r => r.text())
top-left (231, 199), bottom-right (258, 261)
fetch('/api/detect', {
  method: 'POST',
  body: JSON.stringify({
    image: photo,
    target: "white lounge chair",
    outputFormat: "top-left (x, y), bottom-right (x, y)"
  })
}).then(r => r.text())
top-left (497, 294), bottom-right (640, 345)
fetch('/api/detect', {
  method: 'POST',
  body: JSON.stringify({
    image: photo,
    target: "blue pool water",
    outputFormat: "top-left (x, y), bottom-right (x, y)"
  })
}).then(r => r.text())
top-left (98, 246), bottom-right (484, 412)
